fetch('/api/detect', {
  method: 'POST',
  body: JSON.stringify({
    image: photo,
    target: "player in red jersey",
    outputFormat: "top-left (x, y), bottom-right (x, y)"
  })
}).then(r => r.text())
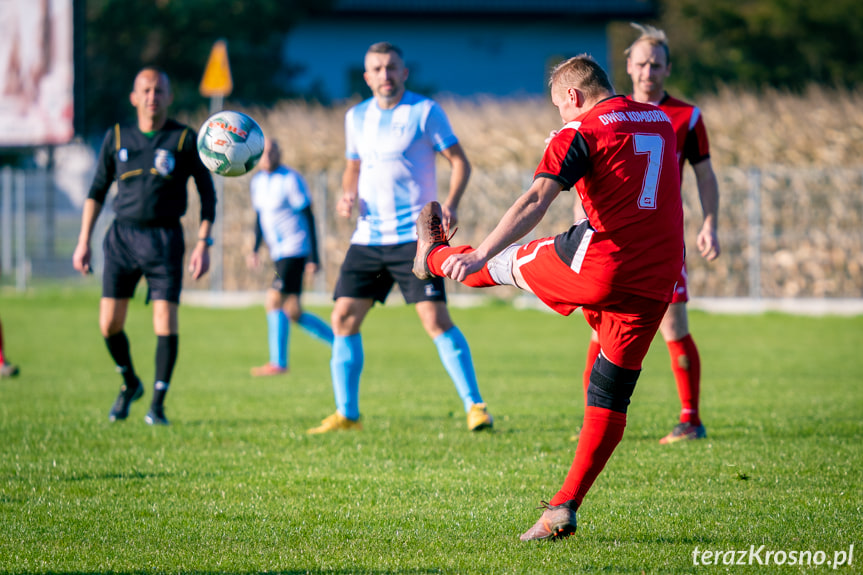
top-left (576, 24), bottom-right (721, 444)
top-left (413, 55), bottom-right (684, 541)
top-left (0, 317), bottom-right (20, 378)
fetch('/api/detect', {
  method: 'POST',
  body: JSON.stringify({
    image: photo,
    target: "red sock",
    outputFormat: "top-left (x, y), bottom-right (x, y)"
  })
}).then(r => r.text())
top-left (583, 339), bottom-right (601, 401)
top-left (550, 406), bottom-right (626, 508)
top-left (427, 245), bottom-right (496, 288)
top-left (667, 334), bottom-right (701, 426)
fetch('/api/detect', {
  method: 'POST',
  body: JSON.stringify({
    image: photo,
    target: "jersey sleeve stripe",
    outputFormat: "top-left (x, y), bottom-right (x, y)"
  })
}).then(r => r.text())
top-left (689, 107), bottom-right (701, 131)
top-left (535, 172), bottom-right (573, 189)
top-left (177, 128), bottom-right (189, 151)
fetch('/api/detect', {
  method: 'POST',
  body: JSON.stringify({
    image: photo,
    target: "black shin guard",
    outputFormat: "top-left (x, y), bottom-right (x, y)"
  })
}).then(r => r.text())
top-left (586, 355), bottom-right (641, 414)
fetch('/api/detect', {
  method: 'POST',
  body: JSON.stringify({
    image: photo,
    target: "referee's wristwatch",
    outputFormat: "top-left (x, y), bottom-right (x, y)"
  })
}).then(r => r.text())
top-left (198, 236), bottom-right (214, 247)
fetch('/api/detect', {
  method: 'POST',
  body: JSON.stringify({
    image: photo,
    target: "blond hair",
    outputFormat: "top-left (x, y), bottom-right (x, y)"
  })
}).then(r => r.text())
top-left (625, 22), bottom-right (671, 64)
top-left (366, 41), bottom-right (404, 59)
top-left (548, 54), bottom-right (614, 101)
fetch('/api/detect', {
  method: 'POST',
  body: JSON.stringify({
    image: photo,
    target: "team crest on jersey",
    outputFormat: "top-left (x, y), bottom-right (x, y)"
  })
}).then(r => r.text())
top-left (118, 148), bottom-right (128, 162)
top-left (154, 149), bottom-right (175, 176)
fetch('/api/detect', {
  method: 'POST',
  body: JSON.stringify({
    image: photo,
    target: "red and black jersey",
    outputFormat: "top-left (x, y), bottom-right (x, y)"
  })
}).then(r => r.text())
top-left (88, 119), bottom-right (216, 227)
top-left (535, 95), bottom-right (684, 302)
top-left (649, 93), bottom-right (711, 178)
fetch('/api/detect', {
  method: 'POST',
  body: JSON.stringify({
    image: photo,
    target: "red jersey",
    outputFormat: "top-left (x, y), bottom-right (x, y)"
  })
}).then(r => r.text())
top-left (535, 95), bottom-right (684, 302)
top-left (649, 93), bottom-right (711, 179)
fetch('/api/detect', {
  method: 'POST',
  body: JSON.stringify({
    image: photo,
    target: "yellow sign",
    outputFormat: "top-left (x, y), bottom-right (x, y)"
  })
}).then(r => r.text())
top-left (199, 40), bottom-right (233, 97)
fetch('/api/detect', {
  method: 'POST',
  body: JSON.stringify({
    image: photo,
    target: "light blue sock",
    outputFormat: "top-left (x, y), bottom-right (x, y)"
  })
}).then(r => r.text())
top-left (297, 312), bottom-right (334, 346)
top-left (434, 326), bottom-right (483, 411)
top-left (267, 310), bottom-right (288, 368)
top-left (331, 333), bottom-right (363, 420)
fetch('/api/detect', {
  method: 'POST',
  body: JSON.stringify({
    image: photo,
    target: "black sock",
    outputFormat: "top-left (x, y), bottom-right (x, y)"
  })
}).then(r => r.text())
top-left (104, 332), bottom-right (139, 387)
top-left (152, 335), bottom-right (178, 408)
top-left (152, 381), bottom-right (169, 410)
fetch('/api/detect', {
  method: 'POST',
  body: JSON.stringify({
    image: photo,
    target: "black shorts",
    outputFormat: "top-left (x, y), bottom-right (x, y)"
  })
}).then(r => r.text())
top-left (272, 257), bottom-right (307, 295)
top-left (333, 242), bottom-right (447, 305)
top-left (102, 220), bottom-right (185, 303)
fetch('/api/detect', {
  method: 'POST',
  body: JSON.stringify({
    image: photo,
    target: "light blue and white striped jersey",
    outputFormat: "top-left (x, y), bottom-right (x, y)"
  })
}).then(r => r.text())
top-left (250, 165), bottom-right (312, 260)
top-left (345, 90), bottom-right (458, 246)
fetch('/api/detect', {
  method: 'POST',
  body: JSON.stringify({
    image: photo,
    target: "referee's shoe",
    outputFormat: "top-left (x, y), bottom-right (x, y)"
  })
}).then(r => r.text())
top-left (145, 405), bottom-right (169, 426)
top-left (108, 378), bottom-right (143, 421)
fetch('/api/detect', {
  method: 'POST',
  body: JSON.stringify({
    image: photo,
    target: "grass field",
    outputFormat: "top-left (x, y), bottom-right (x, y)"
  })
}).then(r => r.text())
top-left (1, 288), bottom-right (861, 574)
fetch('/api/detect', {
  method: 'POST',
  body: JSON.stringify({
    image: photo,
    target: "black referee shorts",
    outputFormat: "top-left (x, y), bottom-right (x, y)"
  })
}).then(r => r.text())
top-left (102, 220), bottom-right (185, 303)
top-left (333, 242), bottom-right (447, 305)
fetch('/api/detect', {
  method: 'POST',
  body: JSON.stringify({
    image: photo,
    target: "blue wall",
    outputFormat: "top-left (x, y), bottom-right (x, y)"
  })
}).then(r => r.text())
top-left (285, 19), bottom-right (611, 100)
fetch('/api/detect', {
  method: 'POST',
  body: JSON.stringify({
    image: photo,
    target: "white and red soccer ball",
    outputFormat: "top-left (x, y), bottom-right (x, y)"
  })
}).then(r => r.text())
top-left (196, 110), bottom-right (264, 177)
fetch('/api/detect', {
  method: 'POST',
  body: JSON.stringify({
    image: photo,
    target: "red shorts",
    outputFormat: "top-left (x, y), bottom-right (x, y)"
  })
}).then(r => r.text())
top-left (580, 302), bottom-right (667, 370)
top-left (515, 239), bottom-right (669, 370)
top-left (429, 240), bottom-right (669, 370)
top-left (671, 262), bottom-right (689, 304)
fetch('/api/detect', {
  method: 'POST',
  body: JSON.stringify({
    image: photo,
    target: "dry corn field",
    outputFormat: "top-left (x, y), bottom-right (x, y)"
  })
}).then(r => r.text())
top-left (180, 86), bottom-right (863, 299)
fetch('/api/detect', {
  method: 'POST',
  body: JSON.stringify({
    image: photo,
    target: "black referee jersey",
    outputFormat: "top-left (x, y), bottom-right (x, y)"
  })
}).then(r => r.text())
top-left (88, 119), bottom-right (216, 227)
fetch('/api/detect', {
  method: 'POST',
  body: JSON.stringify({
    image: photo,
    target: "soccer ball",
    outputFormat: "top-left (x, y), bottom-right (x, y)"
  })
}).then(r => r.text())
top-left (196, 111), bottom-right (265, 177)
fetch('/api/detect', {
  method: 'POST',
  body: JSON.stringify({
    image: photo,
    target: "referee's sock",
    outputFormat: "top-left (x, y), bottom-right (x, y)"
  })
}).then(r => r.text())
top-left (152, 335), bottom-right (178, 408)
top-left (104, 332), bottom-right (139, 388)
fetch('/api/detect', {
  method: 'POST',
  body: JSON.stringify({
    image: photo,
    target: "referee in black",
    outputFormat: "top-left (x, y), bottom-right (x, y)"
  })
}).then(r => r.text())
top-left (73, 66), bottom-right (216, 426)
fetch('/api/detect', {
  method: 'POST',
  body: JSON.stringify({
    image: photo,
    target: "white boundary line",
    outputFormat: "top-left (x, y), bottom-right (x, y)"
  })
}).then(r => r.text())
top-left (181, 290), bottom-right (863, 317)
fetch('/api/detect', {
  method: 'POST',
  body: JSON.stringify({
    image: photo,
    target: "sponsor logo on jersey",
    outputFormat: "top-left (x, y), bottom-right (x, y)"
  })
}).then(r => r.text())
top-left (154, 149), bottom-right (175, 176)
top-left (118, 148), bottom-right (128, 162)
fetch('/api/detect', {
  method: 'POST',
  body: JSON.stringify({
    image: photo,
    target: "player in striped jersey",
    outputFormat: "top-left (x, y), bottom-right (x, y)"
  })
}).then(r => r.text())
top-left (247, 138), bottom-right (333, 377)
top-left (307, 42), bottom-right (493, 434)
top-left (576, 24), bottom-right (721, 444)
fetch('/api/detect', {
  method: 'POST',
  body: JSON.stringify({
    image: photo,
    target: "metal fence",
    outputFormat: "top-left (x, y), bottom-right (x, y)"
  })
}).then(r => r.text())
top-left (2, 161), bottom-right (862, 299)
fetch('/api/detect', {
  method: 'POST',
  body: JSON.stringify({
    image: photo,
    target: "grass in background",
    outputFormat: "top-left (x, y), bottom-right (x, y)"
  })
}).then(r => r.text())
top-left (0, 288), bottom-right (861, 573)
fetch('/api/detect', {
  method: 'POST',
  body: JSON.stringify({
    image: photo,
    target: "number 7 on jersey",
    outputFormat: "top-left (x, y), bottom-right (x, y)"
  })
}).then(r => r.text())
top-left (633, 133), bottom-right (665, 209)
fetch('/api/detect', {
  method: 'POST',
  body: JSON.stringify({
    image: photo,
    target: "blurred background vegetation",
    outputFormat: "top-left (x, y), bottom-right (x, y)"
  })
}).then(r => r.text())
top-left (3, 0), bottom-right (855, 298)
top-left (83, 0), bottom-right (863, 134)
top-left (609, 0), bottom-right (863, 96)
top-left (83, 0), bottom-right (334, 134)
